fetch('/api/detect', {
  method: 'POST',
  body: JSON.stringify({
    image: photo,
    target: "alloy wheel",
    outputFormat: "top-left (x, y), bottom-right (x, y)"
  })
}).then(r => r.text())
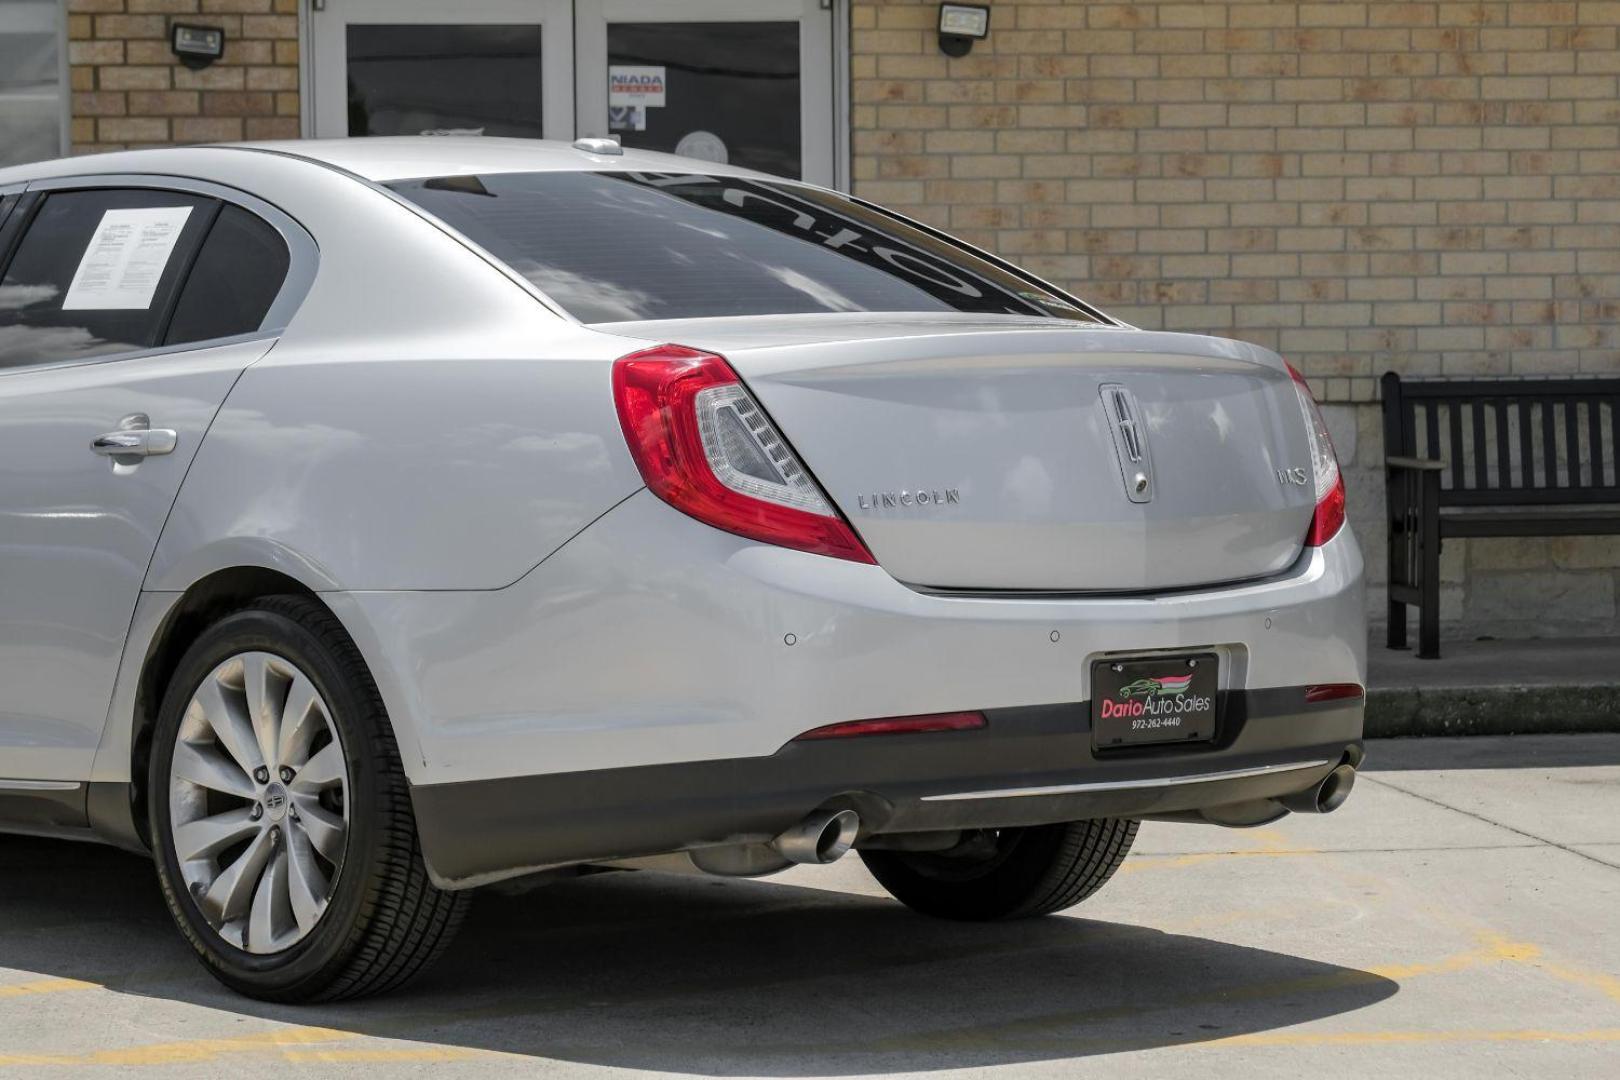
top-left (167, 651), bottom-right (349, 954)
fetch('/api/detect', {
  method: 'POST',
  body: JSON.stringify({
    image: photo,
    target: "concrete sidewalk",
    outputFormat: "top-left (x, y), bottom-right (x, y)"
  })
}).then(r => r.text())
top-left (1367, 635), bottom-right (1620, 737)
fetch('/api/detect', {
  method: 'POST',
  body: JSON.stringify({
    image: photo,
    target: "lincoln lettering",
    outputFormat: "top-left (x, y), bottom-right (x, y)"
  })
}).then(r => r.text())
top-left (857, 489), bottom-right (961, 511)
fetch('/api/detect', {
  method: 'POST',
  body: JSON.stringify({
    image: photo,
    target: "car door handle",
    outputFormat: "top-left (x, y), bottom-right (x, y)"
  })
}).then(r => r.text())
top-left (91, 417), bottom-right (177, 458)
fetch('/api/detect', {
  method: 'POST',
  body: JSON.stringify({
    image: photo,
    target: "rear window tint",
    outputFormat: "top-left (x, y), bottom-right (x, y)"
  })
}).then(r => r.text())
top-left (0, 188), bottom-right (212, 369)
top-left (165, 204), bottom-right (291, 346)
top-left (388, 171), bottom-right (1101, 325)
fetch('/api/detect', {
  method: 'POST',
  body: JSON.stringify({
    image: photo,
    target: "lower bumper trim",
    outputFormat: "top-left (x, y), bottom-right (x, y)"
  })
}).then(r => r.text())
top-left (921, 758), bottom-right (1333, 802)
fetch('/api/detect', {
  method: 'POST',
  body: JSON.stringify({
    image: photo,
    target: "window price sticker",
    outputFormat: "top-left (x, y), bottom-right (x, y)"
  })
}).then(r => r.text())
top-left (63, 206), bottom-right (193, 311)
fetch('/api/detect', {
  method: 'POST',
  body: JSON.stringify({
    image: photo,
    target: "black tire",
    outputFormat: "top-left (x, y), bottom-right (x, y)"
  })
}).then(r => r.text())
top-left (860, 818), bottom-right (1138, 921)
top-left (148, 595), bottom-right (468, 1002)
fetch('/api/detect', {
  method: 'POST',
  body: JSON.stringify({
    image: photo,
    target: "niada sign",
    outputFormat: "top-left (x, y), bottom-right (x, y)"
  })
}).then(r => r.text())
top-left (608, 66), bottom-right (667, 108)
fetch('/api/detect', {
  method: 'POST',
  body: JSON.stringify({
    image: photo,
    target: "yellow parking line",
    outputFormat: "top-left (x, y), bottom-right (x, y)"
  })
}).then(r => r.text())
top-left (0, 1026), bottom-right (354, 1067)
top-left (283, 1048), bottom-right (494, 1063)
top-left (0, 978), bottom-right (97, 999)
top-left (1121, 827), bottom-right (1306, 874)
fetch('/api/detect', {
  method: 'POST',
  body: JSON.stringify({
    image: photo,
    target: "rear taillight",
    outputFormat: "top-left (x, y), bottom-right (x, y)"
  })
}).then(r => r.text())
top-left (613, 344), bottom-right (875, 563)
top-left (1286, 362), bottom-right (1346, 547)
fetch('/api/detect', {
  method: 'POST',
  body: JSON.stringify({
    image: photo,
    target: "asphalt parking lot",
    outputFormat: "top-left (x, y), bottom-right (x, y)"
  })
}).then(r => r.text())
top-left (2, 734), bottom-right (1617, 1078)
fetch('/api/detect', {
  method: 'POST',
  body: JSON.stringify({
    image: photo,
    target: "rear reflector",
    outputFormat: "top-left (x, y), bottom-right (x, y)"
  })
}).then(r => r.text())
top-left (1304, 683), bottom-right (1365, 704)
top-left (793, 711), bottom-right (987, 741)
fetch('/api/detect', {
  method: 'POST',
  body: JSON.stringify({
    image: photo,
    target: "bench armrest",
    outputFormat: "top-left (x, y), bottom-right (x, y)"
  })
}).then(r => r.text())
top-left (1386, 455), bottom-right (1446, 472)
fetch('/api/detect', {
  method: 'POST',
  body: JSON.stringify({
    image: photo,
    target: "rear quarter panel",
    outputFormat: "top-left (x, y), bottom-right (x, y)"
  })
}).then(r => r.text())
top-left (142, 152), bottom-right (644, 591)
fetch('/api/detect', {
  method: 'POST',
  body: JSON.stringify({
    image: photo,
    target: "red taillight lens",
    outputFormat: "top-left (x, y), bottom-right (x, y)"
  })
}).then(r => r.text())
top-left (612, 344), bottom-right (875, 563)
top-left (1286, 362), bottom-right (1347, 547)
top-left (793, 711), bottom-right (987, 741)
top-left (1305, 682), bottom-right (1365, 704)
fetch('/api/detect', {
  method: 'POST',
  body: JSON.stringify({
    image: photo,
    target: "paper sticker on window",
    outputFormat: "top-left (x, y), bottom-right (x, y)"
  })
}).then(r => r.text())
top-left (609, 65), bottom-right (666, 108)
top-left (63, 206), bottom-right (194, 311)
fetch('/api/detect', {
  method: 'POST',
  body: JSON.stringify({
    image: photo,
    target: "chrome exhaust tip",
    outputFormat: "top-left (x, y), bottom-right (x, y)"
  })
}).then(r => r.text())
top-left (1281, 763), bottom-right (1357, 814)
top-left (772, 808), bottom-right (860, 865)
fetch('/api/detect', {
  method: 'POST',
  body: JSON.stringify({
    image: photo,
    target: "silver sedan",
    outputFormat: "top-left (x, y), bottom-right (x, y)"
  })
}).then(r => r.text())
top-left (0, 138), bottom-right (1365, 1001)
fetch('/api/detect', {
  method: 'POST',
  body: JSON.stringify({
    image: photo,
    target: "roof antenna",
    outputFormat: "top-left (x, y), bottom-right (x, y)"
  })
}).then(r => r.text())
top-left (572, 136), bottom-right (623, 156)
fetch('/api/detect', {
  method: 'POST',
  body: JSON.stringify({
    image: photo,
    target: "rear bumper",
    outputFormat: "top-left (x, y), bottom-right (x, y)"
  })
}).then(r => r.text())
top-left (337, 490), bottom-right (1366, 786)
top-left (412, 690), bottom-right (1362, 888)
top-left (329, 488), bottom-right (1366, 886)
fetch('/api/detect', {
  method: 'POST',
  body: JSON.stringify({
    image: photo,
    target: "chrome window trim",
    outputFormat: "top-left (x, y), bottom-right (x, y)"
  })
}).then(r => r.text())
top-left (0, 172), bottom-right (319, 375)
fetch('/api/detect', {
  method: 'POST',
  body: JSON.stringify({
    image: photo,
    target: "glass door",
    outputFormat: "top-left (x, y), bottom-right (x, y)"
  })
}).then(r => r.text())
top-left (311, 0), bottom-right (573, 140)
top-left (575, 0), bottom-right (836, 185)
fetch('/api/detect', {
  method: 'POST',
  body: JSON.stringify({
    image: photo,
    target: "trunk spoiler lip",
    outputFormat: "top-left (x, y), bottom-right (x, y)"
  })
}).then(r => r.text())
top-left (587, 315), bottom-right (1285, 376)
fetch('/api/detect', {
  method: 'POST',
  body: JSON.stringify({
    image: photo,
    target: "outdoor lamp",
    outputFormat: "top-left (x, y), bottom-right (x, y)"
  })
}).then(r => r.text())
top-left (938, 3), bottom-right (990, 57)
top-left (170, 23), bottom-right (226, 70)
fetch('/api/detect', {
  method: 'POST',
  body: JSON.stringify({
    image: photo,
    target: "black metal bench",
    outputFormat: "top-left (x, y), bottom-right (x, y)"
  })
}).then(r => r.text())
top-left (1382, 371), bottom-right (1620, 658)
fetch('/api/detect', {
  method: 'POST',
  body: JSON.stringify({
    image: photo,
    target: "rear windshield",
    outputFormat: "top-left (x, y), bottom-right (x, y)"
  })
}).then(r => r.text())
top-left (387, 171), bottom-right (1102, 325)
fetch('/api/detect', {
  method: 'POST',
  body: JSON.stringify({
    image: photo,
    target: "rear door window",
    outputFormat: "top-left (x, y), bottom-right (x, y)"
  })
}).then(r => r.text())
top-left (0, 188), bottom-right (212, 369)
top-left (164, 203), bottom-right (291, 346)
top-left (389, 171), bottom-right (1102, 325)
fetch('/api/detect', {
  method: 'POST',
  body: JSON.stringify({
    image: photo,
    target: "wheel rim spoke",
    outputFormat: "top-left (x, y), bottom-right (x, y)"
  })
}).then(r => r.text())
top-left (171, 741), bottom-right (256, 800)
top-left (248, 850), bottom-right (291, 952)
top-left (291, 795), bottom-right (346, 863)
top-left (277, 677), bottom-right (321, 770)
top-left (292, 742), bottom-right (344, 792)
top-left (193, 675), bottom-right (264, 780)
top-left (242, 652), bottom-right (281, 774)
top-left (170, 650), bottom-right (349, 955)
top-left (173, 806), bottom-right (259, 862)
top-left (204, 826), bottom-right (274, 925)
top-left (285, 822), bottom-right (329, 934)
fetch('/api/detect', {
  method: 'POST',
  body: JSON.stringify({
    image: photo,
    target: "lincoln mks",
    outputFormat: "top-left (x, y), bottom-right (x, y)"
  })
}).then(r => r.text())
top-left (0, 138), bottom-right (1364, 1001)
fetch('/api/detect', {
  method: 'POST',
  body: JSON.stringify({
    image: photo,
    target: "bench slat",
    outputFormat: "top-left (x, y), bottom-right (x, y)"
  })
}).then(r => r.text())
top-left (1542, 396), bottom-right (1558, 490)
top-left (1450, 398), bottom-right (1466, 493)
top-left (1518, 395), bottom-right (1535, 492)
top-left (1495, 398), bottom-right (1511, 490)
top-left (1566, 398), bottom-right (1581, 489)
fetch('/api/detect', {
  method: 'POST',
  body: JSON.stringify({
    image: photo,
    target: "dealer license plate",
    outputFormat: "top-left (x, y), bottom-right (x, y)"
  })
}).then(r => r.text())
top-left (1091, 653), bottom-right (1219, 749)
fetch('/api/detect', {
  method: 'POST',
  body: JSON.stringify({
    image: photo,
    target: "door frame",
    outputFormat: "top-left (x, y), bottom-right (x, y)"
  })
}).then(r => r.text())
top-left (306, 0), bottom-right (575, 140)
top-left (573, 0), bottom-right (837, 186)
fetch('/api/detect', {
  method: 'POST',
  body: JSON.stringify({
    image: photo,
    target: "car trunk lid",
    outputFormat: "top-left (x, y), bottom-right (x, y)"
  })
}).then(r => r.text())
top-left (600, 314), bottom-right (1319, 592)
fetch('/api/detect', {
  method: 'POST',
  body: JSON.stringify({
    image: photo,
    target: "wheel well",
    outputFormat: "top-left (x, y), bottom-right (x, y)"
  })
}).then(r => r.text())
top-left (127, 567), bottom-right (324, 846)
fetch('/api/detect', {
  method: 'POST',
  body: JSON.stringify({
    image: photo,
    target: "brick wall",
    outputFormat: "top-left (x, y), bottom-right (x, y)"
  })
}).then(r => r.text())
top-left (68, 0), bottom-right (299, 153)
top-left (851, 0), bottom-right (1620, 641)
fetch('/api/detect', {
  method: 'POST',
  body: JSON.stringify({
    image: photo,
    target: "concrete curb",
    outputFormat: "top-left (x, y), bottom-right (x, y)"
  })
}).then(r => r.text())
top-left (1366, 684), bottom-right (1620, 738)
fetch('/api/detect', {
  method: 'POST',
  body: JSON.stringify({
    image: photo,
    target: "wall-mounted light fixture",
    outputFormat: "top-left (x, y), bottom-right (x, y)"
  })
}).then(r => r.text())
top-left (938, 3), bottom-right (990, 58)
top-left (170, 23), bottom-right (226, 70)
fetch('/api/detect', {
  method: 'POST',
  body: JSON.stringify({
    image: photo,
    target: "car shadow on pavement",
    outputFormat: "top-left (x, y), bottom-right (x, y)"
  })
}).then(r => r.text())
top-left (0, 835), bottom-right (1397, 1074)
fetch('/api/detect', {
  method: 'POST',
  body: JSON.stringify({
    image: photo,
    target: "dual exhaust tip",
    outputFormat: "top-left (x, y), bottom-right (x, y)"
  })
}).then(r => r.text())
top-left (772, 808), bottom-right (860, 865)
top-left (1280, 763), bottom-right (1356, 815)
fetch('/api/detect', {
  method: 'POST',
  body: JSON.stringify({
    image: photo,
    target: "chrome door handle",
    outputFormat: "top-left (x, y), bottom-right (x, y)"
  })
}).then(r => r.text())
top-left (91, 414), bottom-right (177, 458)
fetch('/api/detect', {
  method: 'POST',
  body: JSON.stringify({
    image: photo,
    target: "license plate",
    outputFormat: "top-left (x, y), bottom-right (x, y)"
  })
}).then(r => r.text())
top-left (1091, 653), bottom-right (1219, 749)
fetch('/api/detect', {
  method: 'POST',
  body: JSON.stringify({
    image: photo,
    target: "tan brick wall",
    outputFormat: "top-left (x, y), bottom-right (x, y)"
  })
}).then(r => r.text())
top-left (852, 0), bottom-right (1620, 641)
top-left (850, 0), bottom-right (1620, 407)
top-left (68, 0), bottom-right (300, 154)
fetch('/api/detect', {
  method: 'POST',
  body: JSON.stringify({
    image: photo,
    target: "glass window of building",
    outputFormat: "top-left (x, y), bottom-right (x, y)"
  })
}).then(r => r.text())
top-left (0, 0), bottom-right (67, 169)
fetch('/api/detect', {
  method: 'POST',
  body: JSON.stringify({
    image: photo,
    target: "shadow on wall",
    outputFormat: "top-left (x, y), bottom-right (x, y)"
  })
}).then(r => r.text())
top-left (0, 835), bottom-right (1398, 1073)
